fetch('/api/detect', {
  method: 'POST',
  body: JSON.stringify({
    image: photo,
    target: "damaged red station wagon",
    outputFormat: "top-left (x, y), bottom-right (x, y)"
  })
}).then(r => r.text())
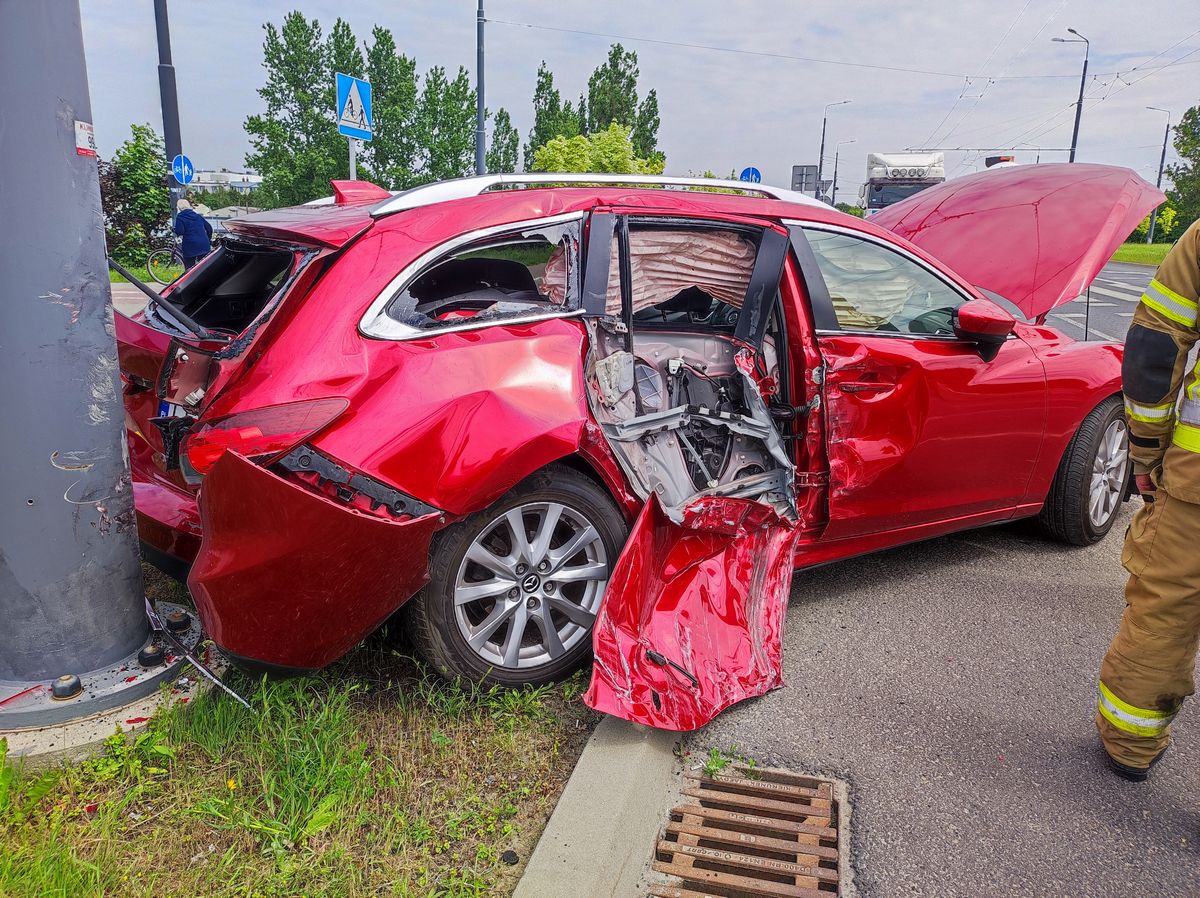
top-left (117, 165), bottom-right (1163, 730)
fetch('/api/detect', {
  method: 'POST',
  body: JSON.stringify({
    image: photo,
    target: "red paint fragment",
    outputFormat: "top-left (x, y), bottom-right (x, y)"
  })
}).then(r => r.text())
top-left (125, 716), bottom-right (149, 725)
top-left (179, 697), bottom-right (189, 704)
top-left (84, 802), bottom-right (98, 815)
top-left (0, 684), bottom-right (42, 707)
top-left (124, 676), bottom-right (138, 683)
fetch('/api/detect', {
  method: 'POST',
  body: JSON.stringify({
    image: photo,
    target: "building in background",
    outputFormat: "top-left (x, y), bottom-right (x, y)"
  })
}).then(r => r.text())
top-left (190, 168), bottom-right (262, 193)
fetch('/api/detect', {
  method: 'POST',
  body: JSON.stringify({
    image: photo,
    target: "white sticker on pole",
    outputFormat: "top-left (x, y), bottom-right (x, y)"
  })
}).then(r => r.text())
top-left (74, 121), bottom-right (97, 157)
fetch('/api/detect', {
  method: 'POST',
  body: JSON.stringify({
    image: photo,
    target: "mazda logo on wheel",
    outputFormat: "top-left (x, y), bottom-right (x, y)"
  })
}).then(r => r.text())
top-left (521, 574), bottom-right (541, 592)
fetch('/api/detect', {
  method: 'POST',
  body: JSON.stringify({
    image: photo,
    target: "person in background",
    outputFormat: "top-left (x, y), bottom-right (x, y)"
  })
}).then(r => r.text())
top-left (174, 198), bottom-right (213, 270)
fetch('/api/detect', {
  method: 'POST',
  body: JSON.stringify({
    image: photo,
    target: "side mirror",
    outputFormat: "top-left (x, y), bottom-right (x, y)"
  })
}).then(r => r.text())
top-left (954, 299), bottom-right (1015, 362)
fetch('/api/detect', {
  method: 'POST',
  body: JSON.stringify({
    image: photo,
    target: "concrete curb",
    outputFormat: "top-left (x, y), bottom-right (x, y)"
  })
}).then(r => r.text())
top-left (513, 716), bottom-right (680, 898)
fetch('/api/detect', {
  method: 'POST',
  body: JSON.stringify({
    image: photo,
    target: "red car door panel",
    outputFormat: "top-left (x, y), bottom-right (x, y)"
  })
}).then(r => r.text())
top-left (819, 332), bottom-right (1046, 537)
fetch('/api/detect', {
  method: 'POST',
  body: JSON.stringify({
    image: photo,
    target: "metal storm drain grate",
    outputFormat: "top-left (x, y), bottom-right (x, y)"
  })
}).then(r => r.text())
top-left (648, 764), bottom-right (841, 898)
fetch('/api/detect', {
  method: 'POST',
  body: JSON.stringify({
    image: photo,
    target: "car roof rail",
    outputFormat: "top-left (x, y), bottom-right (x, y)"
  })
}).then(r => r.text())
top-left (367, 173), bottom-right (825, 218)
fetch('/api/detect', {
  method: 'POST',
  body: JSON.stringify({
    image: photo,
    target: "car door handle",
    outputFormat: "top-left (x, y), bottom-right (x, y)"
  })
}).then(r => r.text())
top-left (839, 381), bottom-right (894, 394)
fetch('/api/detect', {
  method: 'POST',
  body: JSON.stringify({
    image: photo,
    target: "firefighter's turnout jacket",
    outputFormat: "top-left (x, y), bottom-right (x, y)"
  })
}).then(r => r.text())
top-left (1098, 219), bottom-right (1200, 768)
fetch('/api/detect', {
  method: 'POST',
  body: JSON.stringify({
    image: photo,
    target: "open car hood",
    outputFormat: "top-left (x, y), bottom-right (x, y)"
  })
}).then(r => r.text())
top-left (870, 163), bottom-right (1164, 319)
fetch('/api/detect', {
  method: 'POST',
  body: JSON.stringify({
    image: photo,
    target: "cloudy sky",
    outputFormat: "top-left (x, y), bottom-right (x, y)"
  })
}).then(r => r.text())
top-left (80, 0), bottom-right (1199, 202)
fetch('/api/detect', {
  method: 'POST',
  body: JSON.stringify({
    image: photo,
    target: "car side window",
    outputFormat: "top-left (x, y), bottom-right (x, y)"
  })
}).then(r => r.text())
top-left (802, 228), bottom-right (965, 336)
top-left (383, 219), bottom-right (580, 330)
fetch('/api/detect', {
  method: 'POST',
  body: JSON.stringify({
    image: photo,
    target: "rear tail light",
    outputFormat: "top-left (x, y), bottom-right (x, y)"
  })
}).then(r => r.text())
top-left (183, 398), bottom-right (349, 479)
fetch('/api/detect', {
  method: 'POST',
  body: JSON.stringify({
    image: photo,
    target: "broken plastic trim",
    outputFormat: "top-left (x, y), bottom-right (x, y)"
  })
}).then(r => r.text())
top-left (274, 445), bottom-right (442, 519)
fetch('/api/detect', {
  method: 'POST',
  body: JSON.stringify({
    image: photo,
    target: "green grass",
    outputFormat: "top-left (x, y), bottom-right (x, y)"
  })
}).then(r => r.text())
top-left (0, 566), bottom-right (596, 898)
top-left (108, 266), bottom-right (153, 284)
top-left (1110, 243), bottom-right (1171, 266)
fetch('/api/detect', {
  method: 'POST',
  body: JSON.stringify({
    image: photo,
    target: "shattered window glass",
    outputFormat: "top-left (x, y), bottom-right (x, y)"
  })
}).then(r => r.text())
top-left (384, 220), bottom-right (580, 331)
top-left (803, 229), bottom-right (965, 336)
top-left (608, 227), bottom-right (758, 326)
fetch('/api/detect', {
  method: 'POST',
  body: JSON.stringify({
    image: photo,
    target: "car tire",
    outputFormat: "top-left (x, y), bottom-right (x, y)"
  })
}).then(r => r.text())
top-left (405, 464), bottom-right (628, 687)
top-left (1038, 396), bottom-right (1129, 546)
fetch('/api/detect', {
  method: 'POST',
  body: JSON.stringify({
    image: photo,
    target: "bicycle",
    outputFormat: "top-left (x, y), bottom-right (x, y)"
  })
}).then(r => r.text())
top-left (146, 241), bottom-right (185, 285)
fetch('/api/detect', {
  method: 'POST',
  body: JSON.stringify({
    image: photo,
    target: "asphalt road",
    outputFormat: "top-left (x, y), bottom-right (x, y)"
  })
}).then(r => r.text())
top-left (1044, 261), bottom-right (1155, 343)
top-left (693, 504), bottom-right (1199, 897)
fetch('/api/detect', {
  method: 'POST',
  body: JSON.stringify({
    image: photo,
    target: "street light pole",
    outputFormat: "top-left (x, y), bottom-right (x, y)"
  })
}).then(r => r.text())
top-left (0, 0), bottom-right (154, 721)
top-left (153, 0), bottom-right (184, 221)
top-left (1147, 106), bottom-right (1172, 244)
top-left (831, 139), bottom-right (855, 207)
top-left (1053, 29), bottom-right (1089, 163)
top-left (475, 0), bottom-right (486, 175)
top-left (816, 100), bottom-right (850, 200)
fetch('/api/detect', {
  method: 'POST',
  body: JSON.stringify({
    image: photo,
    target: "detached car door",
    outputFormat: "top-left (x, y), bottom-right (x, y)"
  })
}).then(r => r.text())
top-left (792, 224), bottom-right (1046, 539)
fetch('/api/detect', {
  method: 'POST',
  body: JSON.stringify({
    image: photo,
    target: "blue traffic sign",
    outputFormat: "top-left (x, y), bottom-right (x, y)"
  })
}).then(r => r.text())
top-left (336, 73), bottom-right (373, 141)
top-left (171, 154), bottom-right (194, 185)
top-left (739, 166), bottom-right (762, 183)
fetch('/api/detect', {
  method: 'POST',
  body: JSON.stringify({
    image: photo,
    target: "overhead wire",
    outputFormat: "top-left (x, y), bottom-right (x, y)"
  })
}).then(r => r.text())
top-left (918, 0), bottom-right (1034, 148)
top-left (488, 16), bottom-right (1192, 83)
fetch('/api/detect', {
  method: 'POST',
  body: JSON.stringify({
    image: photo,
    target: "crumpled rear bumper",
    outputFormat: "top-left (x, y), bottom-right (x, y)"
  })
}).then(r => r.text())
top-left (188, 451), bottom-right (444, 671)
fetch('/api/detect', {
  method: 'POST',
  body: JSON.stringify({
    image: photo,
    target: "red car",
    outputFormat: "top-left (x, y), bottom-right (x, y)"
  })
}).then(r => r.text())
top-left (117, 165), bottom-right (1162, 730)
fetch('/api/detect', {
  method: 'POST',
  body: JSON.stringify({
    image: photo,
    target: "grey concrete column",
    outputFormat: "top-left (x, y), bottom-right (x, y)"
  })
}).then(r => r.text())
top-left (0, 0), bottom-right (148, 684)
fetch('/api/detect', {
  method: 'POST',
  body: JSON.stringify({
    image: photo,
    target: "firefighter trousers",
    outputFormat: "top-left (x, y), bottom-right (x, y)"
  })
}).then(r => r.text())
top-left (1098, 490), bottom-right (1200, 767)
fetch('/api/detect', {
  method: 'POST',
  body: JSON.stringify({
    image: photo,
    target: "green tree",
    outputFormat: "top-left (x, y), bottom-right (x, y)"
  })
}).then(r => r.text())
top-left (1166, 102), bottom-right (1200, 233)
top-left (98, 124), bottom-right (170, 266)
top-left (531, 123), bottom-right (664, 175)
top-left (586, 44), bottom-right (640, 134)
top-left (835, 202), bottom-right (865, 218)
top-left (414, 65), bottom-right (477, 182)
top-left (365, 26), bottom-right (420, 188)
top-left (632, 88), bottom-right (660, 161)
top-left (487, 108), bottom-right (520, 173)
top-left (244, 12), bottom-right (348, 207)
top-left (524, 62), bottom-right (581, 168)
top-left (1130, 201), bottom-right (1178, 242)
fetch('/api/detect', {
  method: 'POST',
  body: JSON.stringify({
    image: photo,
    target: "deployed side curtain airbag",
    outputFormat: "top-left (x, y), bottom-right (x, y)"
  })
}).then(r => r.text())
top-left (604, 229), bottom-right (757, 315)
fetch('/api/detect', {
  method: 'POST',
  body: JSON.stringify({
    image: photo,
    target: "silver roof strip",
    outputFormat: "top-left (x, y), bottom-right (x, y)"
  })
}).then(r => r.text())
top-left (368, 173), bottom-right (826, 217)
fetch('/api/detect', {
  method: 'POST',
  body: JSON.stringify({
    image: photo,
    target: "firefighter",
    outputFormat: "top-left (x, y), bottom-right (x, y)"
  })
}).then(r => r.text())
top-left (1098, 218), bottom-right (1200, 781)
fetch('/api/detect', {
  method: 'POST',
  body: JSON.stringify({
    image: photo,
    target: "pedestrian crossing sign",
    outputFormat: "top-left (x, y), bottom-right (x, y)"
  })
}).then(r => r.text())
top-left (336, 73), bottom-right (373, 141)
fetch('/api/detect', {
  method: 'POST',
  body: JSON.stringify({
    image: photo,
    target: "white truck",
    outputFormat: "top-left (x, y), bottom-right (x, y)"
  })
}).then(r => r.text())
top-left (860, 152), bottom-right (945, 215)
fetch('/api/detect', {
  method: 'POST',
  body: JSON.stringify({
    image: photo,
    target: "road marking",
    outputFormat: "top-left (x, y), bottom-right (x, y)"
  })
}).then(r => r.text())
top-left (1046, 314), bottom-right (1119, 342)
top-left (1117, 312), bottom-right (1134, 317)
top-left (1091, 286), bottom-right (1142, 302)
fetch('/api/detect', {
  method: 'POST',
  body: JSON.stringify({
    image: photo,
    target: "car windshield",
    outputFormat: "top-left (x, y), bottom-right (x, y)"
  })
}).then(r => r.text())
top-left (867, 182), bottom-right (934, 208)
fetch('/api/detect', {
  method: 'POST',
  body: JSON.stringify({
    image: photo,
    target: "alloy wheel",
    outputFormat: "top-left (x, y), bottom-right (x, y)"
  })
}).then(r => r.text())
top-left (1089, 418), bottom-right (1129, 528)
top-left (453, 501), bottom-right (610, 670)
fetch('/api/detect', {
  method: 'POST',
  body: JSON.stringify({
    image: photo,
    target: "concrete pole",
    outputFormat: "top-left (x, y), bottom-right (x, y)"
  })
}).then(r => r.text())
top-left (1148, 112), bottom-right (1171, 244)
top-left (154, 0), bottom-right (184, 220)
top-left (475, 0), bottom-right (487, 175)
top-left (0, 3), bottom-right (148, 685)
top-left (1067, 34), bottom-right (1089, 163)
top-left (815, 114), bottom-right (828, 201)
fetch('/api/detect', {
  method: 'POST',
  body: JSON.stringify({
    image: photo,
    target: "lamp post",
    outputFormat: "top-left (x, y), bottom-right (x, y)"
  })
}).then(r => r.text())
top-left (831, 139), bottom-right (855, 207)
top-left (475, 0), bottom-right (486, 175)
top-left (816, 100), bottom-right (850, 199)
top-left (1147, 106), bottom-right (1172, 244)
top-left (1052, 29), bottom-right (1089, 163)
